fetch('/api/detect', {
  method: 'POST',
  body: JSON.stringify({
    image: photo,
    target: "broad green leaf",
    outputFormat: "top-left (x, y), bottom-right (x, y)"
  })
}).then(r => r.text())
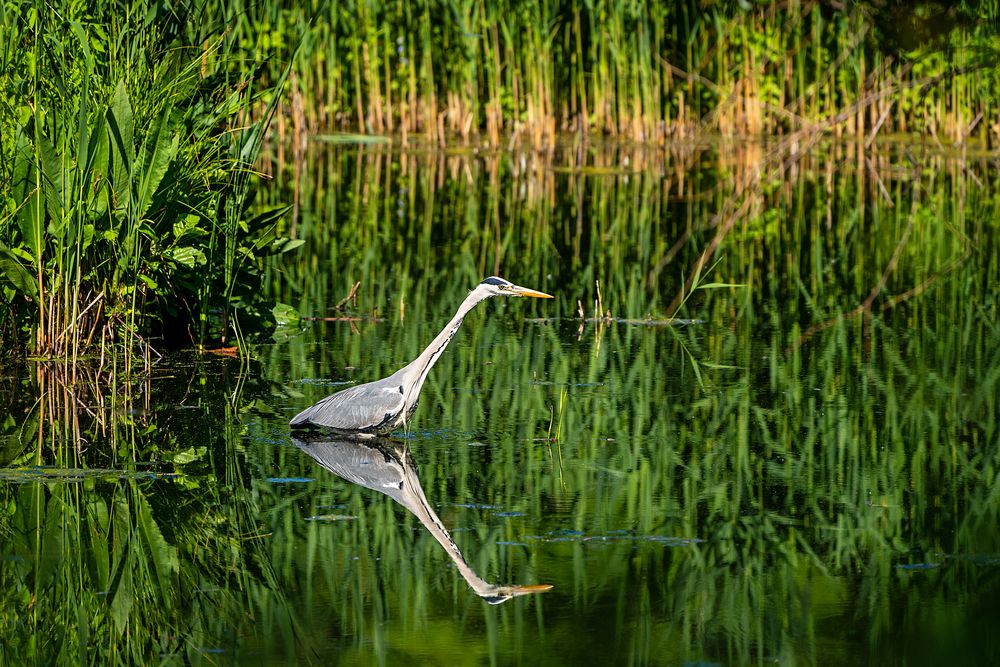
top-left (136, 104), bottom-right (178, 219)
top-left (12, 132), bottom-right (43, 259)
top-left (107, 81), bottom-right (134, 208)
top-left (695, 282), bottom-right (745, 289)
top-left (272, 302), bottom-right (300, 327)
top-left (167, 246), bottom-right (207, 268)
top-left (137, 494), bottom-right (178, 610)
top-left (86, 116), bottom-right (111, 217)
top-left (171, 215), bottom-right (206, 241)
top-left (11, 128), bottom-right (32, 203)
top-left (7, 246), bottom-right (35, 263)
top-left (278, 238), bottom-right (305, 253)
top-left (76, 65), bottom-right (90, 169)
top-left (245, 204), bottom-right (291, 234)
top-left (172, 446), bottom-right (206, 464)
top-left (0, 246), bottom-right (38, 297)
top-left (35, 125), bottom-right (65, 225)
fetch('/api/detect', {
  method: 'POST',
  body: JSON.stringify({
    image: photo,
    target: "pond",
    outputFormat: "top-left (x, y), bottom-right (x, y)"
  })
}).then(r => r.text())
top-left (1, 138), bottom-right (998, 664)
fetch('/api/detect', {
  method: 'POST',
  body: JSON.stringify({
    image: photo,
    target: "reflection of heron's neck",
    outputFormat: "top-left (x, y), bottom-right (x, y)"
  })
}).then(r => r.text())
top-left (294, 438), bottom-right (550, 604)
top-left (403, 289), bottom-right (488, 404)
top-left (395, 455), bottom-right (497, 598)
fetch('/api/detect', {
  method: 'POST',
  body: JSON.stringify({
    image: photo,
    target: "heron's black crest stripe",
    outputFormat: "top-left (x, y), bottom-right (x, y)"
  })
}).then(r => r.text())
top-left (481, 276), bottom-right (508, 286)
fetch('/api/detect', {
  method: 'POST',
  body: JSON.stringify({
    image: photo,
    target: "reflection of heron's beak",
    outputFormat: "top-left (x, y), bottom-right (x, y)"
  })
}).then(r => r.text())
top-left (481, 583), bottom-right (554, 604)
top-left (511, 285), bottom-right (554, 299)
top-left (511, 584), bottom-right (554, 593)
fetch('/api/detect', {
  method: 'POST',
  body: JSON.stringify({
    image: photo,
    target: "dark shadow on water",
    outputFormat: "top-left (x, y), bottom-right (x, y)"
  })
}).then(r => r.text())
top-left (291, 433), bottom-right (553, 605)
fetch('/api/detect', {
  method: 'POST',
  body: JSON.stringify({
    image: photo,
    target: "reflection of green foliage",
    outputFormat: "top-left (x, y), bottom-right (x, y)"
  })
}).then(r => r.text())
top-left (0, 357), bottom-right (304, 663)
top-left (2, 136), bottom-right (999, 662)
top-left (0, 481), bottom-right (181, 659)
top-left (253, 142), bottom-right (999, 663)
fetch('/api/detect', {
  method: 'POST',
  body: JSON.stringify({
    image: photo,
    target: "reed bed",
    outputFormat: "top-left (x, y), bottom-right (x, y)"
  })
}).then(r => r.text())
top-left (242, 1), bottom-right (1000, 149)
top-left (0, 1), bottom-right (296, 361)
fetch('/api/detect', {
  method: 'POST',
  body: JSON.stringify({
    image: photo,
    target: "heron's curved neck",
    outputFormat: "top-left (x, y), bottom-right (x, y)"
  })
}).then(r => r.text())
top-left (404, 289), bottom-right (487, 394)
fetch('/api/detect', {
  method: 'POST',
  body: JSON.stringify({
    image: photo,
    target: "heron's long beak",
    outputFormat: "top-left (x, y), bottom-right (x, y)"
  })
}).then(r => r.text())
top-left (511, 284), bottom-right (554, 299)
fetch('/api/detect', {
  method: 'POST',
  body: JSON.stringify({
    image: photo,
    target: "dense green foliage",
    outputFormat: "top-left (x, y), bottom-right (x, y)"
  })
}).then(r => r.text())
top-left (0, 1), bottom-right (297, 358)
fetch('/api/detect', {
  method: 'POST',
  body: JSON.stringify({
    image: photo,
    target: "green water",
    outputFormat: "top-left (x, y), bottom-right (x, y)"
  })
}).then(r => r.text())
top-left (1, 140), bottom-right (998, 665)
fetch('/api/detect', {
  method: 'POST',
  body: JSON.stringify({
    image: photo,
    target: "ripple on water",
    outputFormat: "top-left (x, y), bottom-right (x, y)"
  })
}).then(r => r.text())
top-left (0, 467), bottom-right (179, 484)
top-left (526, 529), bottom-right (703, 547)
top-left (895, 562), bottom-right (943, 571)
top-left (947, 553), bottom-right (1000, 567)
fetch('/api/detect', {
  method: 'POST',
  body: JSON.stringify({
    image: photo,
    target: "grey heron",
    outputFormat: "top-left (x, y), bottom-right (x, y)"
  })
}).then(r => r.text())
top-left (293, 434), bottom-right (553, 603)
top-left (290, 276), bottom-right (553, 433)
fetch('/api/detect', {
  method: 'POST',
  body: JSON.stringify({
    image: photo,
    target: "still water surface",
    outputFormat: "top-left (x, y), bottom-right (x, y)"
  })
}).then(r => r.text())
top-left (2, 140), bottom-right (998, 664)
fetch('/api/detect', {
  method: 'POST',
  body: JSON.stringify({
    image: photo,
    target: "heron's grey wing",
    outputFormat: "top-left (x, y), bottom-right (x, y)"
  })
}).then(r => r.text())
top-left (289, 380), bottom-right (405, 431)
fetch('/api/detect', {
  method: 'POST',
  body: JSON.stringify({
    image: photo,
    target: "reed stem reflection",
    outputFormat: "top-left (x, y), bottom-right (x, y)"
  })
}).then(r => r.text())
top-left (292, 434), bottom-right (552, 604)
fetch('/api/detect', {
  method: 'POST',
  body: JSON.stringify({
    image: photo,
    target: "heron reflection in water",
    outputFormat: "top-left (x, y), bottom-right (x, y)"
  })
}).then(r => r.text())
top-left (293, 434), bottom-right (553, 604)
top-left (290, 277), bottom-right (553, 433)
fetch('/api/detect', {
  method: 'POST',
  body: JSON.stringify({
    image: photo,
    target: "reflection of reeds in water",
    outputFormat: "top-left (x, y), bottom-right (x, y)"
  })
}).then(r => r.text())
top-left (265, 135), bottom-right (989, 338)
top-left (6, 115), bottom-right (977, 659)
top-left (24, 362), bottom-right (149, 462)
top-left (0, 357), bottom-right (306, 663)
top-left (257, 136), bottom-right (1000, 660)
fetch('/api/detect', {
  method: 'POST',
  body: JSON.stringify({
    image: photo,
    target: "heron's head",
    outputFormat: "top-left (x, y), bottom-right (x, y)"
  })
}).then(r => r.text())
top-left (478, 276), bottom-right (553, 299)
